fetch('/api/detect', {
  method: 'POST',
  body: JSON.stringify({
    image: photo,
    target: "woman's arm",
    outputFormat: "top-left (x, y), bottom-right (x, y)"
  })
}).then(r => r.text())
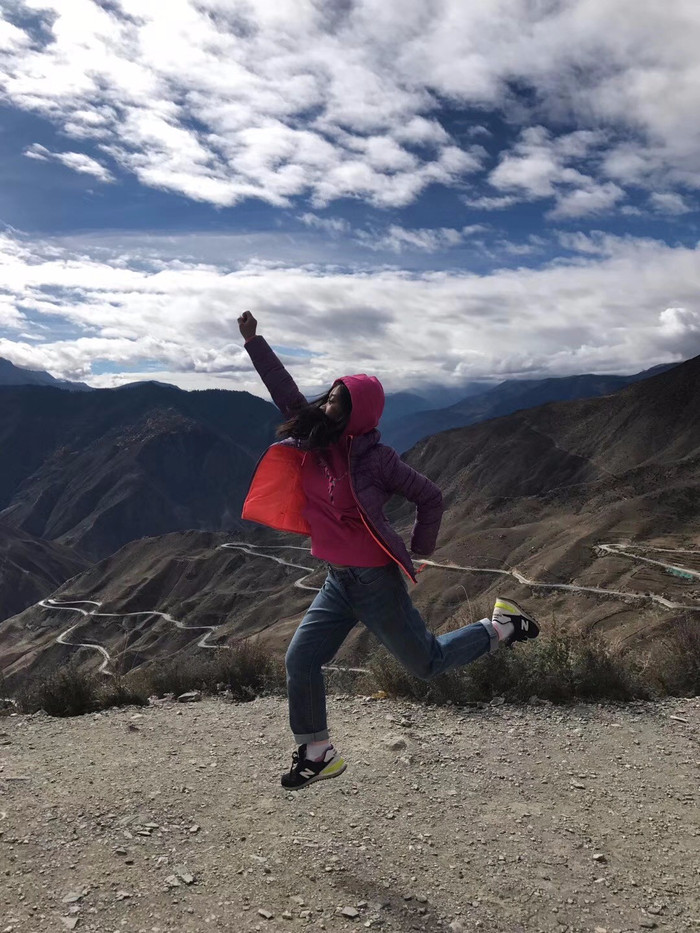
top-left (238, 311), bottom-right (307, 417)
top-left (379, 446), bottom-right (444, 556)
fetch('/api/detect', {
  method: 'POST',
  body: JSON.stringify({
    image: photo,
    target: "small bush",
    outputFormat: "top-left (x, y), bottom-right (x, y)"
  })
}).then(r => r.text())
top-left (642, 614), bottom-right (700, 697)
top-left (0, 672), bottom-right (18, 715)
top-left (145, 656), bottom-right (213, 699)
top-left (17, 663), bottom-right (102, 717)
top-left (100, 674), bottom-right (150, 710)
top-left (16, 664), bottom-right (150, 717)
top-left (143, 642), bottom-right (286, 701)
top-left (208, 643), bottom-right (286, 701)
top-left (367, 630), bottom-right (651, 706)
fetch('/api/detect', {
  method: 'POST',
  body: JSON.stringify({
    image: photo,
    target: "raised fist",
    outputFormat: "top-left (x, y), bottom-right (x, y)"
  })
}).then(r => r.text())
top-left (237, 310), bottom-right (257, 340)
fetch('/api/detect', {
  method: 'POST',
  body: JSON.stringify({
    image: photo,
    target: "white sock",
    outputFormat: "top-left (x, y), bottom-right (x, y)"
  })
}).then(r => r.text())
top-left (305, 740), bottom-right (332, 761)
top-left (491, 618), bottom-right (514, 642)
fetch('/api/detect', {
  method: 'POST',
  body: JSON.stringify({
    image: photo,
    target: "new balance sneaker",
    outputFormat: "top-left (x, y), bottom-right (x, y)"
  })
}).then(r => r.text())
top-left (492, 597), bottom-right (540, 647)
top-left (280, 744), bottom-right (347, 790)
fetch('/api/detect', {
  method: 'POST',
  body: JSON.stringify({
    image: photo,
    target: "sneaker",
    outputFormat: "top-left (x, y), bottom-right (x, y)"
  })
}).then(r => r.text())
top-left (280, 744), bottom-right (347, 790)
top-left (492, 597), bottom-right (540, 647)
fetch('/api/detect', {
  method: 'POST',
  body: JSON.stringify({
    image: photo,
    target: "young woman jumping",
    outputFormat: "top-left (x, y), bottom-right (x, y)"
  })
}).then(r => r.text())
top-left (238, 311), bottom-right (539, 790)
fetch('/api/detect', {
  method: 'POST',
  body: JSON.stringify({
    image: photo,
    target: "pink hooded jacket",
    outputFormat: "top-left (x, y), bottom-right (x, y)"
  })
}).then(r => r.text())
top-left (241, 336), bottom-right (444, 582)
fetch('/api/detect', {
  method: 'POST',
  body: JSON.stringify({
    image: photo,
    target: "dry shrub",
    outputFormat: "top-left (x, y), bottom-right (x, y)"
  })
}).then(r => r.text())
top-left (17, 663), bottom-right (101, 716)
top-left (102, 673), bottom-right (150, 709)
top-left (368, 630), bottom-right (652, 706)
top-left (0, 673), bottom-right (15, 715)
top-left (143, 655), bottom-right (212, 699)
top-left (640, 613), bottom-right (700, 697)
top-left (16, 663), bottom-right (149, 717)
top-left (13, 640), bottom-right (285, 717)
top-left (143, 642), bottom-right (285, 701)
top-left (208, 642), bottom-right (286, 701)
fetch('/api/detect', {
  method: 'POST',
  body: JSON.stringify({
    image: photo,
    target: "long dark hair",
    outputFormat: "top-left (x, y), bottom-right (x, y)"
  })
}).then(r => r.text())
top-left (276, 383), bottom-right (352, 449)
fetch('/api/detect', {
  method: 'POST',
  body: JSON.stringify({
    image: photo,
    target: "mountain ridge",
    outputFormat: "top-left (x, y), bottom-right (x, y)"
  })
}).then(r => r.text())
top-left (0, 382), bottom-right (281, 559)
top-left (0, 357), bottom-right (91, 391)
top-left (2, 354), bottom-right (698, 685)
top-left (381, 361), bottom-right (678, 452)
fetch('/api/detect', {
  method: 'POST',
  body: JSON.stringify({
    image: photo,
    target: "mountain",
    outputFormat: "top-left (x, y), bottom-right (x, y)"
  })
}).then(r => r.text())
top-left (2, 355), bottom-right (698, 686)
top-left (381, 363), bottom-right (678, 453)
top-left (114, 379), bottom-right (179, 391)
top-left (410, 380), bottom-right (493, 409)
top-left (0, 529), bottom-right (322, 686)
top-left (381, 382), bottom-right (492, 429)
top-left (389, 354), bottom-right (700, 642)
top-left (0, 357), bottom-right (91, 391)
top-left (381, 391), bottom-right (432, 423)
top-left (0, 383), bottom-right (280, 560)
top-left (0, 521), bottom-right (90, 624)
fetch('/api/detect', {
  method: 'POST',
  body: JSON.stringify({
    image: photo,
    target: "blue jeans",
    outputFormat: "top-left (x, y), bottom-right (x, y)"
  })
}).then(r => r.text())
top-left (285, 563), bottom-right (499, 744)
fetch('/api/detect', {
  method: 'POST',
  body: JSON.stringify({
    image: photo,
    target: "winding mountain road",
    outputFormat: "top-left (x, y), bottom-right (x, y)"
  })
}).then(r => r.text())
top-left (43, 598), bottom-right (222, 675)
top-left (219, 542), bottom-right (320, 591)
top-left (597, 543), bottom-right (700, 581)
top-left (43, 540), bottom-right (700, 675)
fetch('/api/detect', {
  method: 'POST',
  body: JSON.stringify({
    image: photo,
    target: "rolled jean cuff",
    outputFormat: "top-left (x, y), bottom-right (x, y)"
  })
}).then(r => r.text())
top-left (479, 618), bottom-right (500, 654)
top-left (293, 728), bottom-right (330, 745)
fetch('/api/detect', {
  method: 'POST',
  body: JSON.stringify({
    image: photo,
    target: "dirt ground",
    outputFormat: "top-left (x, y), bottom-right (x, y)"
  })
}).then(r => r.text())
top-left (1, 693), bottom-right (698, 933)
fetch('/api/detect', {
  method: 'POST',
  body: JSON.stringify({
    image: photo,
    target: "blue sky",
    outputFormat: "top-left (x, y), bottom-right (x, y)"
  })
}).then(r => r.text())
top-left (0, 0), bottom-right (699, 396)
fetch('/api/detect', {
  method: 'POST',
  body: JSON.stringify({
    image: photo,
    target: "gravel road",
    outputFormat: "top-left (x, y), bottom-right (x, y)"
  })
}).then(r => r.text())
top-left (1, 694), bottom-right (698, 933)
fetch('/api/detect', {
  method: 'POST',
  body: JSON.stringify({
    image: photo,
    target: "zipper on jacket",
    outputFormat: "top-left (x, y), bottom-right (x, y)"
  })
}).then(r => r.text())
top-left (345, 436), bottom-right (416, 583)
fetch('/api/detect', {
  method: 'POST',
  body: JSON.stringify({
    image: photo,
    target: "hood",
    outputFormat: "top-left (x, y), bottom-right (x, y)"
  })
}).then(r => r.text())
top-left (333, 374), bottom-right (385, 437)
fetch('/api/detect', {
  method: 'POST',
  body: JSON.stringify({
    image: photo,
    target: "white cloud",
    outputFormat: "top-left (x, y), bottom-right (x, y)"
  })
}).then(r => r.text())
top-left (1, 1), bottom-right (697, 210)
top-left (487, 126), bottom-right (626, 217)
top-left (462, 194), bottom-right (519, 211)
top-left (0, 295), bottom-right (26, 329)
top-left (298, 214), bottom-right (350, 236)
top-left (548, 182), bottom-right (625, 219)
top-left (658, 306), bottom-right (700, 357)
top-left (1, 229), bottom-right (698, 391)
top-left (659, 306), bottom-right (700, 337)
top-left (0, 16), bottom-right (31, 53)
top-left (394, 116), bottom-right (450, 147)
top-left (354, 224), bottom-right (487, 254)
top-left (490, 127), bottom-right (564, 198)
top-left (24, 143), bottom-right (115, 182)
top-left (649, 192), bottom-right (693, 215)
top-left (602, 145), bottom-right (655, 186)
top-left (557, 231), bottom-right (615, 255)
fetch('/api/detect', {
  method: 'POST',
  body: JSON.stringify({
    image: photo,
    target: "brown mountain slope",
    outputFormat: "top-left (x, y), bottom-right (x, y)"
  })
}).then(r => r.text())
top-left (0, 530), bottom-right (328, 686)
top-left (410, 352), bottom-right (700, 502)
top-left (2, 356), bottom-right (699, 685)
top-left (394, 354), bottom-right (700, 644)
top-left (0, 383), bottom-right (279, 560)
top-left (0, 521), bottom-right (90, 623)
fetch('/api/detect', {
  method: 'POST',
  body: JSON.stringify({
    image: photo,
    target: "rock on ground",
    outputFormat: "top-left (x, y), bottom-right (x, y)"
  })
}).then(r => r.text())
top-left (0, 695), bottom-right (698, 932)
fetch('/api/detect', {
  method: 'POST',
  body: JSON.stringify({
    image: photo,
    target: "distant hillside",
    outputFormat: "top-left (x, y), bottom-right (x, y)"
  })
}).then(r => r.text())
top-left (382, 363), bottom-right (677, 452)
top-left (3, 356), bottom-right (698, 686)
top-left (0, 521), bottom-right (90, 623)
top-left (0, 357), bottom-right (91, 391)
top-left (0, 383), bottom-right (280, 559)
top-left (390, 354), bottom-right (700, 641)
top-left (381, 381), bottom-right (490, 424)
top-left (0, 529), bottom-right (323, 686)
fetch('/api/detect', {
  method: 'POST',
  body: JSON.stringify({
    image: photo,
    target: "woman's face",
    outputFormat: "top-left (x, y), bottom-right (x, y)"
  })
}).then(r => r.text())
top-left (322, 384), bottom-right (347, 423)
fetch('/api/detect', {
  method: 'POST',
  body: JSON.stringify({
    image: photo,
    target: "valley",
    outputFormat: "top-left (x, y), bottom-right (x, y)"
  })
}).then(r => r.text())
top-left (5, 538), bottom-right (699, 684)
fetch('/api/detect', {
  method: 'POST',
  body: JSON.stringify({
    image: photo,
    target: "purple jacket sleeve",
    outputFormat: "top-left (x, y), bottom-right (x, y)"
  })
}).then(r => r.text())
top-left (244, 335), bottom-right (308, 417)
top-left (379, 447), bottom-right (444, 556)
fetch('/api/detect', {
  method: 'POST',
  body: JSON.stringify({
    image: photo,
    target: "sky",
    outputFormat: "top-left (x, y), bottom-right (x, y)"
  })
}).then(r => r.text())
top-left (0, 0), bottom-right (699, 399)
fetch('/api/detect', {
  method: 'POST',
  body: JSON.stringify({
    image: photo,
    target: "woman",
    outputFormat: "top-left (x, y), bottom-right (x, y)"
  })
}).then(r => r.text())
top-left (238, 311), bottom-right (539, 790)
